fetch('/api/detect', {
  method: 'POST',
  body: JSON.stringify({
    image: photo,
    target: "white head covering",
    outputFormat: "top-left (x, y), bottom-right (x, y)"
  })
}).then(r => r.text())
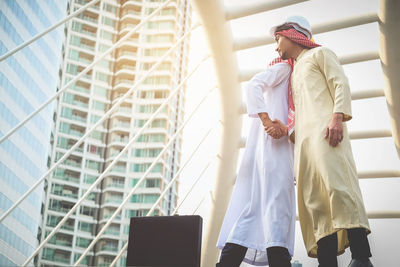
top-left (269, 15), bottom-right (312, 39)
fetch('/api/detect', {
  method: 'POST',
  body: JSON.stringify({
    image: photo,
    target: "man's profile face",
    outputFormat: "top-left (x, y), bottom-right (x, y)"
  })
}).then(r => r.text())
top-left (275, 34), bottom-right (292, 60)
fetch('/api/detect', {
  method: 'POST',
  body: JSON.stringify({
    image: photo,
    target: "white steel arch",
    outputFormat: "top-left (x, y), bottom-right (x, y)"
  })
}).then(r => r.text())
top-left (191, 0), bottom-right (243, 265)
top-left (379, 0), bottom-right (400, 158)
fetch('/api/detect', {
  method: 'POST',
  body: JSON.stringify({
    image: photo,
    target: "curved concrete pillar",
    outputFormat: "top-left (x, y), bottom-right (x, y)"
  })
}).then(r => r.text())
top-left (191, 0), bottom-right (242, 266)
top-left (379, 0), bottom-right (400, 158)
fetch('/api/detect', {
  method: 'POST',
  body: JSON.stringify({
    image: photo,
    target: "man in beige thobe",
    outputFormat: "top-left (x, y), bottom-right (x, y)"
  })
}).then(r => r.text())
top-left (267, 16), bottom-right (374, 267)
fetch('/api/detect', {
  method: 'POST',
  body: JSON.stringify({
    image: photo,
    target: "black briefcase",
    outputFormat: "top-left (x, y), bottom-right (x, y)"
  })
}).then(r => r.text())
top-left (126, 215), bottom-right (203, 267)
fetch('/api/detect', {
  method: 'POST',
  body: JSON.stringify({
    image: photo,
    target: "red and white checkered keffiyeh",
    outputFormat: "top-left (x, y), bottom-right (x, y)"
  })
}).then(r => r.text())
top-left (268, 57), bottom-right (295, 138)
top-left (275, 28), bottom-right (320, 49)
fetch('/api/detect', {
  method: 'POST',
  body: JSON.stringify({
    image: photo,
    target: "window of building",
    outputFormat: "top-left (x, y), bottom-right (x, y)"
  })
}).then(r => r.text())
top-left (66, 63), bottom-right (78, 75)
top-left (133, 148), bottom-right (162, 157)
top-left (92, 100), bottom-right (108, 111)
top-left (79, 206), bottom-right (96, 217)
top-left (76, 237), bottom-right (92, 248)
top-left (78, 221), bottom-right (93, 233)
top-left (68, 49), bottom-right (79, 61)
top-left (145, 34), bottom-right (174, 43)
top-left (93, 86), bottom-right (109, 97)
top-left (146, 179), bottom-right (160, 188)
top-left (85, 159), bottom-right (102, 170)
top-left (103, 3), bottom-right (117, 13)
top-left (138, 90), bottom-right (168, 99)
top-left (144, 194), bottom-right (158, 203)
top-left (90, 130), bottom-right (104, 141)
top-left (102, 16), bottom-right (115, 27)
top-left (143, 76), bottom-right (170, 85)
top-left (131, 163), bottom-right (163, 173)
top-left (144, 48), bottom-right (168, 56)
top-left (83, 174), bottom-right (97, 184)
top-left (95, 71), bottom-right (110, 83)
top-left (100, 30), bottom-right (114, 41)
top-left (137, 133), bottom-right (165, 142)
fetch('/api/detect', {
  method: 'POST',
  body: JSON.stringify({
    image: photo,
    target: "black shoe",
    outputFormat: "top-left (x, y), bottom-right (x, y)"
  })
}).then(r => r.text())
top-left (348, 258), bottom-right (374, 267)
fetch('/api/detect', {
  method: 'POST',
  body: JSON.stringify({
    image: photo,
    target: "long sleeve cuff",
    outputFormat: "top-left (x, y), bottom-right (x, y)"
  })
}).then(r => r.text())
top-left (248, 107), bottom-right (268, 118)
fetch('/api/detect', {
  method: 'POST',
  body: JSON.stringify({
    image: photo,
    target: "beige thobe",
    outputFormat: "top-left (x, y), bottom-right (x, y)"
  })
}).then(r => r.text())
top-left (292, 47), bottom-right (370, 258)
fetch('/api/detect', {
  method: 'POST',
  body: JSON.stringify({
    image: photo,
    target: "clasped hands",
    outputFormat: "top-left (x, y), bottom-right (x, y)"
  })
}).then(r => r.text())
top-left (258, 113), bottom-right (287, 139)
top-left (264, 119), bottom-right (288, 139)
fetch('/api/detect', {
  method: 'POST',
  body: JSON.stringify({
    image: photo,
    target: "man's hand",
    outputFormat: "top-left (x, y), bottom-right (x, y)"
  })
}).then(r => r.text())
top-left (265, 119), bottom-right (288, 139)
top-left (289, 132), bottom-right (295, 144)
top-left (325, 113), bottom-right (344, 147)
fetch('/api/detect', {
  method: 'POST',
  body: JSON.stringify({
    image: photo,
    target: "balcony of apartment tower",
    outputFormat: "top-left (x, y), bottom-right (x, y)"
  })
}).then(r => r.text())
top-left (103, 176), bottom-right (125, 194)
top-left (75, 9), bottom-right (99, 27)
top-left (73, 0), bottom-right (100, 12)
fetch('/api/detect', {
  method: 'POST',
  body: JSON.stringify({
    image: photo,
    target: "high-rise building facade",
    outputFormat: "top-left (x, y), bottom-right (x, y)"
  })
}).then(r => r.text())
top-left (0, 0), bottom-right (68, 266)
top-left (39, 0), bottom-right (191, 266)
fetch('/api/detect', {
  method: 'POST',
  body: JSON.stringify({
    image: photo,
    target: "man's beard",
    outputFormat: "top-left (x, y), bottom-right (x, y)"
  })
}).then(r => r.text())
top-left (280, 51), bottom-right (288, 60)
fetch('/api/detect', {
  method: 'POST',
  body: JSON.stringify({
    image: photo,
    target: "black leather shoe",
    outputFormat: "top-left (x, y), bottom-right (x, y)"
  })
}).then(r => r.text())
top-left (348, 258), bottom-right (374, 267)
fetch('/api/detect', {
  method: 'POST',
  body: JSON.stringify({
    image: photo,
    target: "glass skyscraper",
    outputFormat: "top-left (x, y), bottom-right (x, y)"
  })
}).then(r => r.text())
top-left (0, 0), bottom-right (68, 266)
top-left (39, 0), bottom-right (191, 266)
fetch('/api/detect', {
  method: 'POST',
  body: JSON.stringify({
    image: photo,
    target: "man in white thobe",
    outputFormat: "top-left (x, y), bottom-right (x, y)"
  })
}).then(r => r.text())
top-left (216, 59), bottom-right (296, 267)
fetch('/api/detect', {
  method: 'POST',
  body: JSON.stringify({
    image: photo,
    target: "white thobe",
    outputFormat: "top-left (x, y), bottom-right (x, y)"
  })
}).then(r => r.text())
top-left (216, 63), bottom-right (296, 265)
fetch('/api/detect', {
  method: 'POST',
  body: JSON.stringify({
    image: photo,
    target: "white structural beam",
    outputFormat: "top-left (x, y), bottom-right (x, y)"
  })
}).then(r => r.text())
top-left (351, 89), bottom-right (385, 100)
top-left (367, 211), bottom-right (400, 219)
top-left (239, 51), bottom-right (380, 81)
top-left (233, 12), bottom-right (379, 51)
top-left (239, 129), bottom-right (393, 149)
top-left (192, 0), bottom-right (243, 266)
top-left (296, 211), bottom-right (400, 220)
top-left (225, 0), bottom-right (308, 21)
top-left (358, 169), bottom-right (400, 179)
top-left (349, 129), bottom-right (392, 139)
top-left (238, 89), bottom-right (384, 116)
top-left (379, 0), bottom-right (400, 158)
top-left (339, 51), bottom-right (380, 65)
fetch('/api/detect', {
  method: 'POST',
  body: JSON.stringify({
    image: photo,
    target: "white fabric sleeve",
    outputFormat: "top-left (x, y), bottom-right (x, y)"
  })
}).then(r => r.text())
top-left (245, 63), bottom-right (291, 118)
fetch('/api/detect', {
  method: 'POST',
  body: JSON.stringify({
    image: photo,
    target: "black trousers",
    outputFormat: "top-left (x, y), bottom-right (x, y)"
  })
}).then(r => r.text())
top-left (216, 242), bottom-right (291, 267)
top-left (317, 228), bottom-right (372, 267)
